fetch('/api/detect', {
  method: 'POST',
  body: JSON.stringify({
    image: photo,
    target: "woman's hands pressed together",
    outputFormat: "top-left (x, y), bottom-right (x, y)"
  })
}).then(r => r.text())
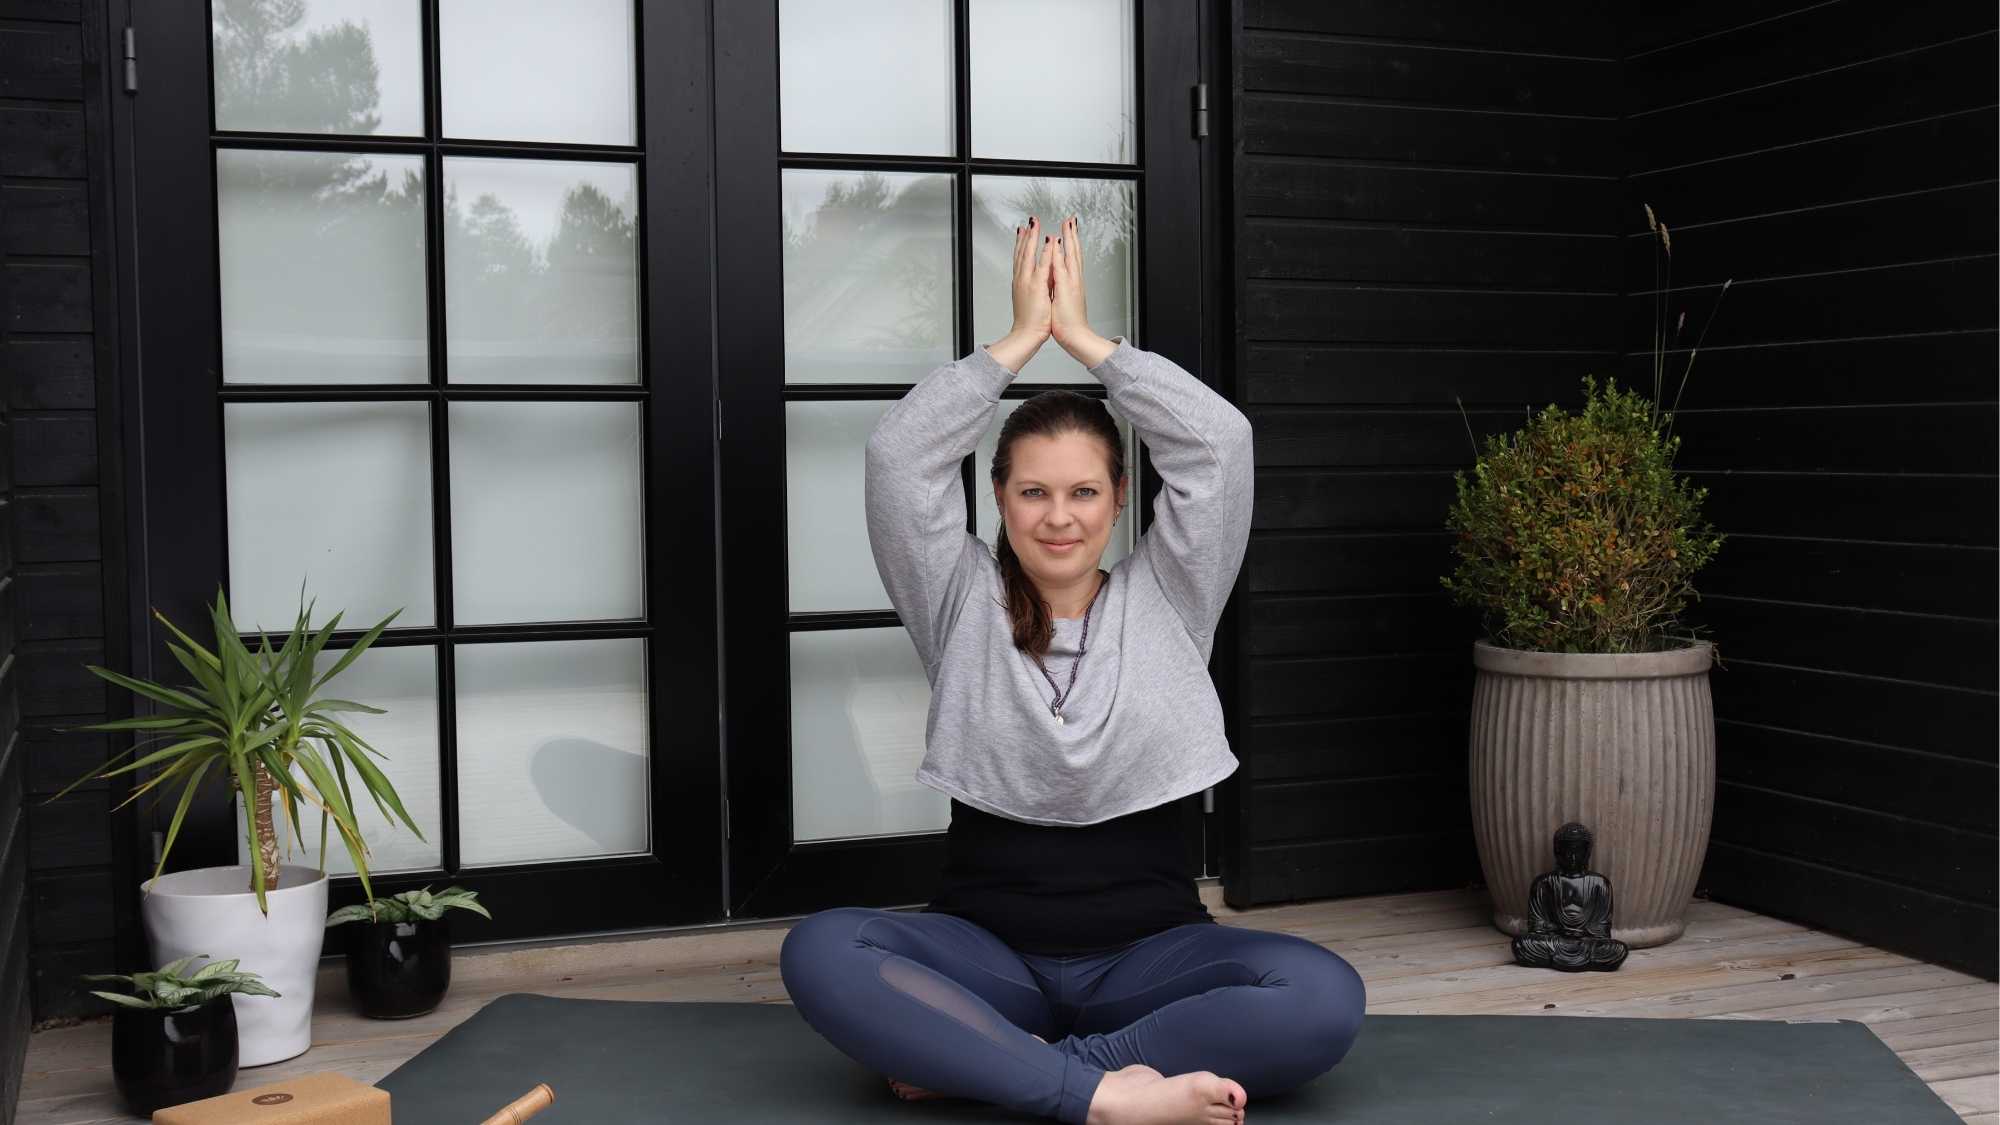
top-left (988, 215), bottom-right (1118, 373)
top-left (1046, 215), bottom-right (1100, 353)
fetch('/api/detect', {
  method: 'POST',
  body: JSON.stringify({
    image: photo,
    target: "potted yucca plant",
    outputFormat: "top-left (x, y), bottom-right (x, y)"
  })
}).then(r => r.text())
top-left (327, 886), bottom-right (490, 1019)
top-left (81, 956), bottom-right (277, 1115)
top-left (1444, 204), bottom-right (1730, 949)
top-left (50, 585), bottom-right (421, 1064)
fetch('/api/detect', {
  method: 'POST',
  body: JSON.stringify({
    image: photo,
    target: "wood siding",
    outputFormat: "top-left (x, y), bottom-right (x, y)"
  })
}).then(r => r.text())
top-left (0, 0), bottom-right (135, 1055)
top-left (1625, 0), bottom-right (1998, 979)
top-left (1221, 0), bottom-right (1625, 906)
top-left (1221, 0), bottom-right (1997, 981)
top-left (0, 43), bottom-right (25, 1113)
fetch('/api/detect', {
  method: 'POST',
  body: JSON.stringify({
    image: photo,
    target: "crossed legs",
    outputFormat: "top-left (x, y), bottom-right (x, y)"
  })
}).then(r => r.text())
top-left (778, 907), bottom-right (1365, 1123)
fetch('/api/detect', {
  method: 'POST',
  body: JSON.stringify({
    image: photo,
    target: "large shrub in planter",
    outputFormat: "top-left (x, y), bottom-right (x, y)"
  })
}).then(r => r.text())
top-left (1441, 375), bottom-right (1725, 654)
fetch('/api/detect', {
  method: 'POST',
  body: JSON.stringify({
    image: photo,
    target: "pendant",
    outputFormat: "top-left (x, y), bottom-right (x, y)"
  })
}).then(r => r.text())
top-left (1050, 700), bottom-right (1065, 725)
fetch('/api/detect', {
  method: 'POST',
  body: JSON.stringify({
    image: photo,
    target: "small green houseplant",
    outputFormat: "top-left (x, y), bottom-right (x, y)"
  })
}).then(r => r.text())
top-left (1443, 203), bottom-right (1728, 653)
top-left (327, 887), bottom-right (490, 1019)
top-left (326, 886), bottom-right (491, 927)
top-left (52, 585), bottom-right (419, 910)
top-left (82, 956), bottom-right (278, 1114)
top-left (51, 584), bottom-right (422, 1065)
top-left (1440, 374), bottom-right (1726, 653)
top-left (1447, 204), bottom-right (1731, 951)
top-left (82, 955), bottom-right (281, 1010)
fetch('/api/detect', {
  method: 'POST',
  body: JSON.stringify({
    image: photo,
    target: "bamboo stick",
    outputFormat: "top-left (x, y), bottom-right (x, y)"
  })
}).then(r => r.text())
top-left (479, 1083), bottom-right (554, 1124)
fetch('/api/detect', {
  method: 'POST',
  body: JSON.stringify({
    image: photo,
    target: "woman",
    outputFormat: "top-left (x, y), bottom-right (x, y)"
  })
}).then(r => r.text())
top-left (779, 215), bottom-right (1366, 1125)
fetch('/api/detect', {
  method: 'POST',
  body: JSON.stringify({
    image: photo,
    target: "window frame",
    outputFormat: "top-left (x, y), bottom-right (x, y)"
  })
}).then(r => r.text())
top-left (119, 0), bottom-right (725, 939)
top-left (718, 0), bottom-right (1216, 918)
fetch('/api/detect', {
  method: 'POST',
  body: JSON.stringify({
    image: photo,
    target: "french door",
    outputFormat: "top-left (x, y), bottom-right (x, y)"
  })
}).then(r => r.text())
top-left (123, 0), bottom-right (723, 936)
top-left (119, 0), bottom-right (1213, 942)
top-left (717, 0), bottom-right (1213, 918)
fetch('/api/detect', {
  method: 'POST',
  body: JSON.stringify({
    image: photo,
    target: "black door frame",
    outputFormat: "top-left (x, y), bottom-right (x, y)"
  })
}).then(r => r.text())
top-left (108, 0), bottom-right (1230, 944)
top-left (717, 0), bottom-right (1220, 919)
top-left (114, 0), bottom-right (725, 939)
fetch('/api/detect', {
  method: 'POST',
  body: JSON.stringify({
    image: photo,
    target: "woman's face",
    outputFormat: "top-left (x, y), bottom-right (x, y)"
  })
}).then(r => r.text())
top-left (995, 430), bottom-right (1126, 588)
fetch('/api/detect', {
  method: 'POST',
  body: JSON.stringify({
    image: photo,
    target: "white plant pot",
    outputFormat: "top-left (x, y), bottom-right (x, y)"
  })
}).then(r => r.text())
top-left (139, 864), bottom-right (328, 1067)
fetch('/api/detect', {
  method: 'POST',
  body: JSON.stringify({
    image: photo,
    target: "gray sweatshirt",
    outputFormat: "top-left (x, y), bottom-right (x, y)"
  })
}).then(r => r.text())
top-left (863, 335), bottom-right (1255, 826)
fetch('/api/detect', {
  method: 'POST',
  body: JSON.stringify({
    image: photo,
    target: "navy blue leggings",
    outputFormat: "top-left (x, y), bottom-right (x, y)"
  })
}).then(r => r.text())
top-left (779, 907), bottom-right (1367, 1124)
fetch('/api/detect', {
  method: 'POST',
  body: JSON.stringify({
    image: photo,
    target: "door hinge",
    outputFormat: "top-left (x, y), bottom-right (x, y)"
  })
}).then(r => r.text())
top-left (1202, 786), bottom-right (1214, 814)
top-left (714, 398), bottom-right (722, 441)
top-left (123, 27), bottom-right (138, 94)
top-left (724, 798), bottom-right (731, 838)
top-left (1190, 83), bottom-right (1208, 139)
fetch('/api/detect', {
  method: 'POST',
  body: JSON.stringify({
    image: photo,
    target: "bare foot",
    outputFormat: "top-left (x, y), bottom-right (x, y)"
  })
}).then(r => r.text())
top-left (1084, 1064), bottom-right (1246, 1125)
top-left (888, 1078), bottom-right (949, 1102)
top-left (888, 1032), bottom-right (1057, 1101)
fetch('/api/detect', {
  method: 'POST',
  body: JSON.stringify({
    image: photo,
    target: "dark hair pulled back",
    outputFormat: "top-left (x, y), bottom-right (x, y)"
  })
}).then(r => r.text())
top-left (989, 389), bottom-right (1126, 657)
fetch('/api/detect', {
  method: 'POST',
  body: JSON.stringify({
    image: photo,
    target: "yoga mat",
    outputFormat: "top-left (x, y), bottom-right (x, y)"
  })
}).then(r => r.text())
top-left (376, 993), bottom-right (1962, 1123)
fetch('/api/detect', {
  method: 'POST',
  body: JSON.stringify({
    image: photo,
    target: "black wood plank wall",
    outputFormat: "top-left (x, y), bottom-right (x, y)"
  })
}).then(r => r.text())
top-left (0, 95), bottom-right (23, 1123)
top-left (1624, 0), bottom-right (1998, 979)
top-left (1222, 0), bottom-right (1997, 981)
top-left (1221, 0), bottom-right (1626, 906)
top-left (0, 0), bottom-right (137, 1054)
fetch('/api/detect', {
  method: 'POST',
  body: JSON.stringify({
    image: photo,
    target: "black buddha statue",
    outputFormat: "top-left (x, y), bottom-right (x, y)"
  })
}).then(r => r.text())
top-left (1512, 821), bottom-right (1629, 972)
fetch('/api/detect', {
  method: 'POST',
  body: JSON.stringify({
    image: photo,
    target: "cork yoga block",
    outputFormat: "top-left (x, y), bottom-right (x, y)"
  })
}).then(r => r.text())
top-left (149, 1072), bottom-right (390, 1125)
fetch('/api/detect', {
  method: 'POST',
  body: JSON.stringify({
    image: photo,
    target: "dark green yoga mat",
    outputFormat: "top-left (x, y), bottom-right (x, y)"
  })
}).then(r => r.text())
top-left (376, 993), bottom-right (1961, 1123)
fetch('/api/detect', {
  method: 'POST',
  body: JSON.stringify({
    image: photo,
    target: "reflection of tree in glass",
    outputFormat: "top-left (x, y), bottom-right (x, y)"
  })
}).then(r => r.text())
top-left (975, 175), bottom-right (1135, 347)
top-left (221, 150), bottom-right (425, 381)
top-left (990, 176), bottom-right (1132, 266)
top-left (444, 186), bottom-right (537, 358)
top-left (998, 107), bottom-right (1141, 270)
top-left (870, 247), bottom-right (951, 351)
top-left (1105, 107), bottom-right (1135, 167)
top-left (444, 179), bottom-right (639, 381)
top-left (214, 0), bottom-right (384, 135)
top-left (782, 171), bottom-right (952, 357)
top-left (212, 1), bottom-right (433, 381)
top-left (547, 183), bottom-right (641, 341)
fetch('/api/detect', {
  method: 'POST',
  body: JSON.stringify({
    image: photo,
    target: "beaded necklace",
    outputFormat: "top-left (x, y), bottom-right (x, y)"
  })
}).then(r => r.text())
top-left (1032, 569), bottom-right (1108, 726)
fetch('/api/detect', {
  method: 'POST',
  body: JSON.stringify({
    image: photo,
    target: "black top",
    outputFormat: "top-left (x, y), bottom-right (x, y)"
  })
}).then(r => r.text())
top-left (921, 796), bottom-right (1215, 955)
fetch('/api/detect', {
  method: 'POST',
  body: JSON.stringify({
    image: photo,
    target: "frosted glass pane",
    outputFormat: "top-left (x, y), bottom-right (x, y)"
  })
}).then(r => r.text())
top-left (237, 645), bottom-right (441, 875)
top-left (456, 639), bottom-right (649, 866)
top-left (977, 402), bottom-right (1136, 572)
top-left (970, 0), bottom-right (1134, 164)
top-left (218, 149), bottom-right (427, 384)
top-left (779, 0), bottom-right (954, 157)
top-left (448, 402), bottom-right (644, 625)
top-left (783, 169), bottom-right (955, 385)
top-left (213, 0), bottom-right (424, 136)
top-left (787, 401), bottom-right (899, 613)
top-left (790, 628), bottom-right (947, 842)
top-left (439, 0), bottom-right (635, 145)
top-left (224, 402), bottom-right (434, 631)
top-left (971, 174), bottom-right (1137, 385)
top-left (444, 157), bottom-right (640, 384)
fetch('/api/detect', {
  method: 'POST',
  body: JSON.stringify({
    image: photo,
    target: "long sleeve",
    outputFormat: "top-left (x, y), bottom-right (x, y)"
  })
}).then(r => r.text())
top-left (864, 344), bottom-right (1017, 677)
top-left (1089, 336), bottom-right (1255, 646)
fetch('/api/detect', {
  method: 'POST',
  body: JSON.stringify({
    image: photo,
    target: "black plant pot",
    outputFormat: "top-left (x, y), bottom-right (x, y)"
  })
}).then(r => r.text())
top-left (111, 995), bottom-right (238, 1116)
top-left (344, 918), bottom-right (452, 1019)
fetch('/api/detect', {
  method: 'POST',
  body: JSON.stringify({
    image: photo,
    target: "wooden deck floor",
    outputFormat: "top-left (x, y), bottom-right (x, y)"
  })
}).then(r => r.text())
top-left (17, 885), bottom-right (1998, 1123)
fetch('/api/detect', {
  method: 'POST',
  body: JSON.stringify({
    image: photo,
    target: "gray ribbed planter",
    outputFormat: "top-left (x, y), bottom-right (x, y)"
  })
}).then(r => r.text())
top-left (1468, 639), bottom-right (1716, 949)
